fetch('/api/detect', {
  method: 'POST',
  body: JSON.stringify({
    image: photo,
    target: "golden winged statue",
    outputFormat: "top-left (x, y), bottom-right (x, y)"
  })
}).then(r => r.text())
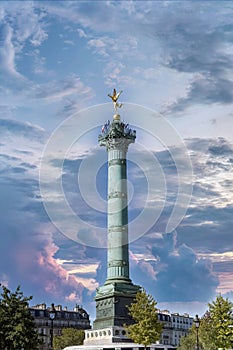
top-left (108, 89), bottom-right (123, 112)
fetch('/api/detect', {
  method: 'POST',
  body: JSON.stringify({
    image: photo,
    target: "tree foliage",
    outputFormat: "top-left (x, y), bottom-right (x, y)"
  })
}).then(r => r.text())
top-left (208, 294), bottom-right (233, 349)
top-left (178, 325), bottom-right (197, 350)
top-left (53, 328), bottom-right (85, 350)
top-left (178, 295), bottom-right (233, 350)
top-left (0, 284), bottom-right (41, 350)
top-left (124, 288), bottom-right (162, 347)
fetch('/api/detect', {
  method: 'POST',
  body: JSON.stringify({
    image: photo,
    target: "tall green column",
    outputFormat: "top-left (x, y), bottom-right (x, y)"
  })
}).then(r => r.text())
top-left (93, 113), bottom-right (140, 330)
top-left (106, 115), bottom-right (134, 282)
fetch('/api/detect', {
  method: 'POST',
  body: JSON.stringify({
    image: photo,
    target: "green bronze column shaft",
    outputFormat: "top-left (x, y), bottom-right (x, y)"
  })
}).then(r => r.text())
top-left (107, 126), bottom-right (130, 282)
top-left (99, 114), bottom-right (136, 284)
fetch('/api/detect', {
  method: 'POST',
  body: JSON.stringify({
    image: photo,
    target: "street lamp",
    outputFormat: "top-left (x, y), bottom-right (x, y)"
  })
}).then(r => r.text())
top-left (49, 303), bottom-right (56, 350)
top-left (194, 314), bottom-right (200, 350)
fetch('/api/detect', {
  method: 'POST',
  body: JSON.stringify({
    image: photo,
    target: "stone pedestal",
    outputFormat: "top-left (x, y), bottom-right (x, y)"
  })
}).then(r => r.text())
top-left (84, 326), bottom-right (130, 346)
top-left (93, 281), bottom-right (140, 330)
top-left (64, 342), bottom-right (175, 350)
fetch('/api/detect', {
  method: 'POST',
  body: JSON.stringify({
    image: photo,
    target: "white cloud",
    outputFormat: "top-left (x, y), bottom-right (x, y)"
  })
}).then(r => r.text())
top-left (187, 138), bottom-right (233, 208)
top-left (77, 28), bottom-right (88, 38)
top-left (0, 24), bottom-right (22, 78)
top-left (5, 1), bottom-right (48, 46)
top-left (0, 2), bottom-right (48, 82)
top-left (199, 252), bottom-right (233, 263)
top-left (87, 35), bottom-right (138, 59)
top-left (0, 273), bottom-right (9, 287)
top-left (34, 75), bottom-right (93, 106)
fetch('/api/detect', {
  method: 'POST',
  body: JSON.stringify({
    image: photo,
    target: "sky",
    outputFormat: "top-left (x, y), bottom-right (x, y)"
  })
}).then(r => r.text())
top-left (0, 0), bottom-right (233, 323)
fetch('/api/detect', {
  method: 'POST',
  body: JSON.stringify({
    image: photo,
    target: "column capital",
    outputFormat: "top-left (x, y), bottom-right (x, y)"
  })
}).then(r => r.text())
top-left (99, 119), bottom-right (136, 151)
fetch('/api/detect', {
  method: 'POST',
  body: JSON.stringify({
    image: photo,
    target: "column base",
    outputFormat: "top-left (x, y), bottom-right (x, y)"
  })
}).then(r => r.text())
top-left (93, 281), bottom-right (141, 330)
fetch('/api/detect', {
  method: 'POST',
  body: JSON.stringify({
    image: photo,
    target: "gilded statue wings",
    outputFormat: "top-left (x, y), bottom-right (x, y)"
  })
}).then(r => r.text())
top-left (108, 89), bottom-right (123, 102)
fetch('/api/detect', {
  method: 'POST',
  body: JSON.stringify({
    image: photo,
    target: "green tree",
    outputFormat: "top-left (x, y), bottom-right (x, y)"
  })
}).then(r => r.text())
top-left (0, 284), bottom-right (41, 350)
top-left (178, 295), bottom-right (233, 350)
top-left (53, 328), bottom-right (85, 350)
top-left (124, 288), bottom-right (162, 347)
top-left (177, 326), bottom-right (196, 350)
top-left (199, 311), bottom-right (216, 350)
top-left (178, 312), bottom-right (216, 350)
top-left (208, 295), bottom-right (233, 349)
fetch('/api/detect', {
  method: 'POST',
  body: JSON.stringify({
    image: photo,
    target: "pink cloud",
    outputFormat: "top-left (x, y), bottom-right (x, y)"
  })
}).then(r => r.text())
top-left (12, 226), bottom-right (85, 304)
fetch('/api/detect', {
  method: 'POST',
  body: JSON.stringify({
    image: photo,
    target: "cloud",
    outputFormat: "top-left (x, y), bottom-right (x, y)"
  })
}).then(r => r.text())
top-left (153, 232), bottom-right (218, 302)
top-left (0, 104), bottom-right (232, 310)
top-left (0, 118), bottom-right (44, 140)
top-left (78, 1), bottom-right (233, 109)
top-left (149, 2), bottom-right (233, 110)
top-left (166, 75), bottom-right (233, 113)
top-left (0, 118), bottom-right (93, 306)
top-left (0, 2), bottom-right (48, 81)
top-left (0, 118), bottom-right (108, 309)
top-left (87, 35), bottom-right (138, 59)
top-left (129, 138), bottom-right (230, 300)
top-left (77, 28), bottom-right (88, 38)
top-left (35, 75), bottom-right (92, 102)
top-left (0, 2), bottom-right (92, 119)
top-left (104, 61), bottom-right (134, 88)
top-left (0, 24), bottom-right (22, 78)
top-left (127, 137), bottom-right (232, 304)
top-left (0, 163), bottom-right (91, 306)
top-left (7, 2), bottom-right (48, 46)
top-left (131, 231), bottom-right (219, 303)
top-left (181, 137), bottom-right (233, 206)
top-left (0, 273), bottom-right (9, 287)
top-left (2, 1), bottom-right (233, 114)
top-left (0, 118), bottom-right (45, 185)
top-left (54, 135), bottom-right (232, 249)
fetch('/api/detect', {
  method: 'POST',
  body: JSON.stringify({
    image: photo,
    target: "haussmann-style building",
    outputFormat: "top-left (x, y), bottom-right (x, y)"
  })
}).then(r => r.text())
top-left (29, 303), bottom-right (91, 350)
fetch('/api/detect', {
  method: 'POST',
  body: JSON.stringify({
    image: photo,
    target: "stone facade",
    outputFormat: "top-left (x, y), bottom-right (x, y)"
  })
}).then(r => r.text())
top-left (29, 303), bottom-right (91, 350)
top-left (158, 310), bottom-right (193, 347)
